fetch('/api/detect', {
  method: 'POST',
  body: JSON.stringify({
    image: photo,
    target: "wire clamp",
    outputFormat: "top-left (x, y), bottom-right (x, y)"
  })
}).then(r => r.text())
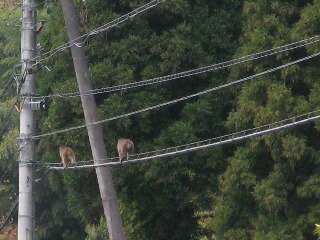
top-left (17, 134), bottom-right (34, 141)
top-left (19, 93), bottom-right (37, 97)
top-left (26, 61), bottom-right (42, 74)
top-left (18, 159), bottom-right (39, 167)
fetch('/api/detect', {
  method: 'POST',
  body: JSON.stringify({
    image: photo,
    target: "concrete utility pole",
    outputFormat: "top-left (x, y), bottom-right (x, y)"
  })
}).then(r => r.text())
top-left (18, 0), bottom-right (37, 239)
top-left (59, 0), bottom-right (126, 239)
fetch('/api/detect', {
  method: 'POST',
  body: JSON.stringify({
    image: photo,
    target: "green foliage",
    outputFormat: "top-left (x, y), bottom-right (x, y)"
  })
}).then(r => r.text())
top-left (2, 0), bottom-right (320, 239)
top-left (85, 217), bottom-right (109, 240)
top-left (314, 224), bottom-right (320, 239)
top-left (0, 6), bottom-right (20, 85)
top-left (0, 5), bottom-right (21, 223)
top-left (208, 1), bottom-right (320, 239)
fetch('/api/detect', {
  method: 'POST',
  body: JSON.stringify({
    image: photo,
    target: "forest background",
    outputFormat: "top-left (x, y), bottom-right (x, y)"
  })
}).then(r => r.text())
top-left (1, 0), bottom-right (320, 239)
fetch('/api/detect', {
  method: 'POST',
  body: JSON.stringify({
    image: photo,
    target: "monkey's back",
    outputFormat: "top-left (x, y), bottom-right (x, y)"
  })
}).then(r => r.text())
top-left (117, 139), bottom-right (134, 152)
top-left (126, 141), bottom-right (134, 154)
top-left (60, 146), bottom-right (76, 161)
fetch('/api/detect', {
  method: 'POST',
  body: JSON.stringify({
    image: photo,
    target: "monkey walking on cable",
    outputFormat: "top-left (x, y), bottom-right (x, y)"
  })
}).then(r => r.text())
top-left (117, 138), bottom-right (134, 163)
top-left (59, 145), bottom-right (77, 169)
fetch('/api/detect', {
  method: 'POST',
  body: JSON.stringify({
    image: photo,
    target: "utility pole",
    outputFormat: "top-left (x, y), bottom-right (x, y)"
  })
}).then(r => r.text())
top-left (18, 0), bottom-right (37, 239)
top-left (60, 0), bottom-right (126, 239)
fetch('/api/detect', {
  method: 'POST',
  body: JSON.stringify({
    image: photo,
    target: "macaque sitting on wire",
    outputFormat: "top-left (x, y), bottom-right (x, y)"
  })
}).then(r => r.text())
top-left (117, 138), bottom-right (134, 163)
top-left (59, 145), bottom-right (77, 169)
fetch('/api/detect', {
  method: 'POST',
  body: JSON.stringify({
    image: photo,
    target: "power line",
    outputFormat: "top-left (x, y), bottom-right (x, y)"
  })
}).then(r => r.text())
top-left (37, 35), bottom-right (320, 99)
top-left (0, 100), bottom-right (19, 138)
top-left (0, 64), bottom-right (26, 101)
top-left (1, 65), bottom-right (28, 102)
top-left (36, 0), bottom-right (52, 7)
top-left (0, 166), bottom-right (11, 183)
top-left (73, 0), bottom-right (167, 47)
top-left (0, 165), bottom-right (49, 232)
top-left (0, 4), bottom-right (21, 26)
top-left (2, 16), bottom-right (20, 27)
top-left (0, 104), bottom-right (20, 230)
top-left (46, 109), bottom-right (320, 170)
top-left (31, 51), bottom-right (320, 140)
top-left (0, 0), bottom-right (52, 25)
top-left (0, 76), bottom-right (15, 102)
top-left (0, 69), bottom-right (27, 131)
top-left (35, 0), bottom-right (167, 64)
top-left (0, 197), bottom-right (18, 232)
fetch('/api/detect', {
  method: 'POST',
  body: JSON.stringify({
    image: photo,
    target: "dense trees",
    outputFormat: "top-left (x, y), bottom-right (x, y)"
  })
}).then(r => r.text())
top-left (0, 5), bottom-right (20, 239)
top-left (210, 1), bottom-right (320, 239)
top-left (1, 0), bottom-right (320, 239)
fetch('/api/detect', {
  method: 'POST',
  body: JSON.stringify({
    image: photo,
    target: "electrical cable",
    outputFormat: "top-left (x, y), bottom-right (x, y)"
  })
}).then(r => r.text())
top-left (0, 166), bottom-right (10, 184)
top-left (0, 76), bottom-right (15, 102)
top-left (0, 100), bottom-right (19, 138)
top-left (36, 0), bottom-right (52, 7)
top-left (1, 4), bottom-right (21, 26)
top-left (0, 71), bottom-right (27, 135)
top-left (0, 197), bottom-right (18, 232)
top-left (0, 164), bottom-right (49, 232)
top-left (36, 35), bottom-right (320, 99)
top-left (31, 51), bottom-right (320, 140)
top-left (0, 64), bottom-right (28, 102)
top-left (2, 17), bottom-right (20, 27)
top-left (73, 0), bottom-right (167, 47)
top-left (35, 0), bottom-right (167, 64)
top-left (46, 109), bottom-right (320, 170)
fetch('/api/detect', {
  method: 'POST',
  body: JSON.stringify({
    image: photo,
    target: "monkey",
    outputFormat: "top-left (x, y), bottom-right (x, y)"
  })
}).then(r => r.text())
top-left (59, 145), bottom-right (76, 169)
top-left (117, 138), bottom-right (134, 163)
top-left (34, 20), bottom-right (46, 34)
top-left (14, 103), bottom-right (21, 113)
top-left (14, 99), bottom-right (25, 113)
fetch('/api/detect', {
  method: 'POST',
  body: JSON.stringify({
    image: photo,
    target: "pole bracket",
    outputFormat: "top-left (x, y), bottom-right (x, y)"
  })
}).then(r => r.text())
top-left (18, 214), bottom-right (34, 218)
top-left (17, 135), bottom-right (33, 141)
top-left (18, 160), bottom-right (39, 166)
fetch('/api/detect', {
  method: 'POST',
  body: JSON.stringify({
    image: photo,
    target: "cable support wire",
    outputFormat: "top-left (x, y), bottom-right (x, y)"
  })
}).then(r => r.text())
top-left (0, 166), bottom-right (11, 184)
top-left (32, 51), bottom-right (320, 140)
top-left (0, 163), bottom-right (48, 231)
top-left (34, 0), bottom-right (167, 64)
top-left (0, 197), bottom-right (18, 232)
top-left (2, 15), bottom-right (21, 26)
top-left (0, 74), bottom-right (27, 137)
top-left (36, 0), bottom-right (52, 7)
top-left (0, 76), bottom-right (16, 102)
top-left (73, 0), bottom-right (167, 47)
top-left (47, 109), bottom-right (320, 170)
top-left (1, 4), bottom-right (22, 26)
top-left (0, 100), bottom-right (19, 137)
top-left (1, 65), bottom-right (28, 102)
top-left (16, 0), bottom-right (50, 7)
top-left (37, 35), bottom-right (320, 99)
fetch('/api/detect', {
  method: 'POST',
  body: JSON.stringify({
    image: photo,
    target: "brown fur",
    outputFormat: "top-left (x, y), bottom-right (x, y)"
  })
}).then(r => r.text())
top-left (117, 138), bottom-right (134, 163)
top-left (59, 145), bottom-right (76, 169)
top-left (35, 21), bottom-right (45, 34)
